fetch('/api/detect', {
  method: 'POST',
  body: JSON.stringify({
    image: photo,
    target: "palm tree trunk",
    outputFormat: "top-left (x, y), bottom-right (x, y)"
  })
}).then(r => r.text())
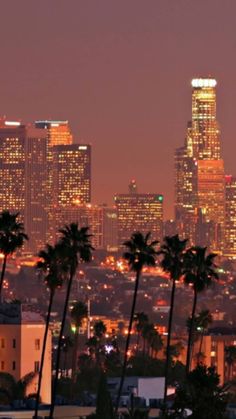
top-left (136, 333), bottom-right (140, 353)
top-left (49, 268), bottom-right (74, 419)
top-left (115, 269), bottom-right (141, 415)
top-left (63, 352), bottom-right (67, 378)
top-left (186, 288), bottom-right (198, 374)
top-left (197, 332), bottom-right (204, 365)
top-left (0, 255), bottom-right (7, 301)
top-left (34, 289), bottom-right (54, 419)
top-left (72, 331), bottom-right (79, 383)
top-left (163, 277), bottom-right (176, 407)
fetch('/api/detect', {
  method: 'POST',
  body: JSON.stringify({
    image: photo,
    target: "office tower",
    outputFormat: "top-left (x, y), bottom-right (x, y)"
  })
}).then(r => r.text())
top-left (101, 206), bottom-right (118, 252)
top-left (0, 120), bottom-right (48, 254)
top-left (0, 303), bottom-right (51, 403)
top-left (35, 120), bottom-right (75, 243)
top-left (225, 175), bottom-right (236, 258)
top-left (0, 121), bottom-right (26, 218)
top-left (35, 120), bottom-right (73, 146)
top-left (175, 145), bottom-right (198, 242)
top-left (115, 181), bottom-right (163, 246)
top-left (51, 144), bottom-right (91, 240)
top-left (55, 204), bottom-right (117, 251)
top-left (52, 144), bottom-right (91, 206)
top-left (164, 219), bottom-right (177, 238)
top-left (175, 78), bottom-right (225, 251)
top-left (25, 127), bottom-right (49, 254)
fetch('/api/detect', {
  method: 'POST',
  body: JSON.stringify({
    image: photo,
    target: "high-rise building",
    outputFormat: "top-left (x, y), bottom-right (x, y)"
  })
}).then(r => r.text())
top-left (175, 78), bottom-right (225, 251)
top-left (101, 206), bottom-right (118, 252)
top-left (0, 120), bottom-right (48, 254)
top-left (51, 144), bottom-right (91, 240)
top-left (24, 127), bottom-right (49, 254)
top-left (0, 121), bottom-right (26, 218)
top-left (35, 120), bottom-right (73, 147)
top-left (115, 181), bottom-right (163, 246)
top-left (225, 175), bottom-right (236, 258)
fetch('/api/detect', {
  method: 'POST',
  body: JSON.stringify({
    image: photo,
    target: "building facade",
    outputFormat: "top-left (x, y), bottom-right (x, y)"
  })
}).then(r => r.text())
top-left (175, 78), bottom-right (225, 251)
top-left (0, 303), bottom-right (51, 403)
top-left (115, 181), bottom-right (163, 246)
top-left (0, 121), bottom-right (49, 254)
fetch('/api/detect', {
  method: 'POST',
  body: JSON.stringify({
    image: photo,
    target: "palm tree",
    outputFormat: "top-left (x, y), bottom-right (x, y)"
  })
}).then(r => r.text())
top-left (142, 322), bottom-right (155, 357)
top-left (184, 246), bottom-right (218, 374)
top-left (225, 346), bottom-right (236, 381)
top-left (149, 329), bottom-right (163, 359)
top-left (49, 224), bottom-right (93, 419)
top-left (115, 231), bottom-right (158, 414)
top-left (34, 243), bottom-right (68, 419)
top-left (0, 211), bottom-right (28, 300)
top-left (61, 335), bottom-right (74, 377)
top-left (94, 320), bottom-right (107, 339)
top-left (71, 301), bottom-right (88, 382)
top-left (134, 312), bottom-right (149, 353)
top-left (196, 309), bottom-right (212, 364)
top-left (158, 234), bottom-right (188, 406)
top-left (0, 371), bottom-right (35, 405)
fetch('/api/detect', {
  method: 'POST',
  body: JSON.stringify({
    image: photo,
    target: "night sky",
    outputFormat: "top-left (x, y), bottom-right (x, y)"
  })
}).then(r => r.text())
top-left (1, 1), bottom-right (236, 218)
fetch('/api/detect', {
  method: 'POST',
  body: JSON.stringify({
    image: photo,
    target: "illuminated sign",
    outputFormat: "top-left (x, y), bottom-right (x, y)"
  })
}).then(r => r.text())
top-left (4, 121), bottom-right (21, 126)
top-left (79, 146), bottom-right (87, 150)
top-left (191, 78), bottom-right (217, 88)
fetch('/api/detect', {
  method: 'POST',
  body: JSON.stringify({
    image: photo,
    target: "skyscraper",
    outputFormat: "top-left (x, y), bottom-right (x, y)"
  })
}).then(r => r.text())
top-left (35, 120), bottom-right (73, 146)
top-left (0, 120), bottom-right (48, 254)
top-left (0, 121), bottom-right (26, 218)
top-left (51, 144), bottom-right (91, 240)
top-left (115, 181), bottom-right (163, 246)
top-left (175, 78), bottom-right (225, 251)
top-left (24, 127), bottom-right (48, 254)
top-left (225, 175), bottom-right (236, 258)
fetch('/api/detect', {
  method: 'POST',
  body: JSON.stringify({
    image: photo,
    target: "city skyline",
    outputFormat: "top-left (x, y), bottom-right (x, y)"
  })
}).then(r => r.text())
top-left (1, 1), bottom-right (236, 218)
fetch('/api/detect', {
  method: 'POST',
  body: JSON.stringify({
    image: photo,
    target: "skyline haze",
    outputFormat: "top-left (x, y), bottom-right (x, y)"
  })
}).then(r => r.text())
top-left (0, 1), bottom-right (236, 218)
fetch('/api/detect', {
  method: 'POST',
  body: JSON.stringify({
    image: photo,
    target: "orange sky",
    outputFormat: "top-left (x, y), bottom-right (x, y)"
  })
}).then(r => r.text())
top-left (0, 1), bottom-right (236, 218)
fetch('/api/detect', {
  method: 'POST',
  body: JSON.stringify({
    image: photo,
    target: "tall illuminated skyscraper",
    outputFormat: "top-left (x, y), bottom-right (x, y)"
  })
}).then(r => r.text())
top-left (115, 181), bottom-right (163, 246)
top-left (0, 120), bottom-right (49, 254)
top-left (51, 144), bottom-right (91, 240)
top-left (175, 78), bottom-right (225, 251)
top-left (35, 120), bottom-right (73, 146)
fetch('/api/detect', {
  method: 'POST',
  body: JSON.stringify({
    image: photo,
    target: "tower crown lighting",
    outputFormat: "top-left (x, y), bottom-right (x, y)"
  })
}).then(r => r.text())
top-left (191, 78), bottom-right (217, 88)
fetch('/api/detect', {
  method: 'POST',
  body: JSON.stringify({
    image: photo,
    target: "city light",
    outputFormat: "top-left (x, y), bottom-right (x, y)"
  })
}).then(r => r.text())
top-left (191, 78), bottom-right (217, 88)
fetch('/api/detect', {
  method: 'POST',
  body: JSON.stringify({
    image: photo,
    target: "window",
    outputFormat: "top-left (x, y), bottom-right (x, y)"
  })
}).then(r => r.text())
top-left (1, 361), bottom-right (4, 370)
top-left (13, 339), bottom-right (16, 349)
top-left (12, 361), bottom-right (16, 371)
top-left (35, 339), bottom-right (40, 351)
top-left (1, 339), bottom-right (5, 349)
top-left (34, 361), bottom-right (40, 373)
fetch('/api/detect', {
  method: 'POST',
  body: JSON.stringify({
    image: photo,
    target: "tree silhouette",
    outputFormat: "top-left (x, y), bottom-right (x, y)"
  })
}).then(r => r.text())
top-left (49, 224), bottom-right (93, 419)
top-left (0, 211), bottom-right (28, 300)
top-left (71, 301), bottom-right (88, 383)
top-left (184, 247), bottom-right (218, 374)
top-left (115, 231), bottom-right (158, 414)
top-left (34, 242), bottom-right (68, 419)
top-left (158, 234), bottom-right (187, 406)
top-left (225, 345), bottom-right (236, 381)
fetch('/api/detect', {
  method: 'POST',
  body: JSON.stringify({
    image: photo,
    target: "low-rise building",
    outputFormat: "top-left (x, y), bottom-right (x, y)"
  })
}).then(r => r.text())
top-left (0, 303), bottom-right (51, 403)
